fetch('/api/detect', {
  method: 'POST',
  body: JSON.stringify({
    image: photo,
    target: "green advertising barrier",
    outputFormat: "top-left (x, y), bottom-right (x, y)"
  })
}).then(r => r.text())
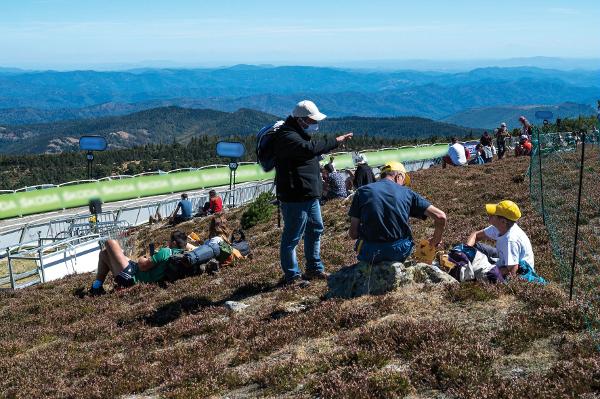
top-left (0, 144), bottom-right (448, 220)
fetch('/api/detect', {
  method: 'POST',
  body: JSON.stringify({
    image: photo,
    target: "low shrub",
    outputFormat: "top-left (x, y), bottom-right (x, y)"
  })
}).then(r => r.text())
top-left (240, 192), bottom-right (275, 230)
top-left (309, 365), bottom-right (412, 399)
top-left (445, 282), bottom-right (501, 302)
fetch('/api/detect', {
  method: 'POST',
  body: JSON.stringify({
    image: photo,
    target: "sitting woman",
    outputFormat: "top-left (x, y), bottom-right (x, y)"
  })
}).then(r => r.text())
top-left (468, 144), bottom-right (486, 165)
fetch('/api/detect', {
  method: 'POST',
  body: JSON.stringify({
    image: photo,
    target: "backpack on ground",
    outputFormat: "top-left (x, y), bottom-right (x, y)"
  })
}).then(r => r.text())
top-left (216, 240), bottom-right (234, 263)
top-left (256, 120), bottom-right (285, 172)
top-left (231, 229), bottom-right (251, 257)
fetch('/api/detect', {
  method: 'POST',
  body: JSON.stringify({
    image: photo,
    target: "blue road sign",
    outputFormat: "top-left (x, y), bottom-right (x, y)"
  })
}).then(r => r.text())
top-left (216, 141), bottom-right (246, 159)
top-left (79, 136), bottom-right (108, 151)
top-left (534, 111), bottom-right (554, 120)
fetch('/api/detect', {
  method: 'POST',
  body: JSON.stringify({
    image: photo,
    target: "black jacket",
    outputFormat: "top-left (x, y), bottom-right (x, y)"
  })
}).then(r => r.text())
top-left (353, 163), bottom-right (376, 188)
top-left (273, 116), bottom-right (339, 202)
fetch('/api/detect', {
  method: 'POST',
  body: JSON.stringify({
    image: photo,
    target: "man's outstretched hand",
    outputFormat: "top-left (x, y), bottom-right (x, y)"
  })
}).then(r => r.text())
top-left (336, 132), bottom-right (353, 143)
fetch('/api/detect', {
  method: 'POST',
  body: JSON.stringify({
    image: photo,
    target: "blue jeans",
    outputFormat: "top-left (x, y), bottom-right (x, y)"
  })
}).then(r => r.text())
top-left (280, 199), bottom-right (325, 280)
top-left (355, 238), bottom-right (414, 263)
top-left (186, 242), bottom-right (220, 266)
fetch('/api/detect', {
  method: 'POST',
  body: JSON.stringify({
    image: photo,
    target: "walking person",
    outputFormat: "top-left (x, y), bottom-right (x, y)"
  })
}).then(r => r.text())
top-left (272, 100), bottom-right (353, 285)
top-left (495, 123), bottom-right (510, 159)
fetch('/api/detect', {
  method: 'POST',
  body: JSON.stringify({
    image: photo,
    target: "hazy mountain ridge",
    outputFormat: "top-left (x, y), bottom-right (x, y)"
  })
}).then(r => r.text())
top-left (0, 106), bottom-right (482, 154)
top-left (0, 65), bottom-right (597, 114)
top-left (442, 102), bottom-right (596, 129)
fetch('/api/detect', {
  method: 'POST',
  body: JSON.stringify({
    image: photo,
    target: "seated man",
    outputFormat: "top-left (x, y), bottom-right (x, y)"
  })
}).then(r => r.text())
top-left (89, 230), bottom-right (188, 295)
top-left (196, 190), bottom-right (223, 216)
top-left (442, 137), bottom-right (468, 168)
top-left (515, 138), bottom-right (533, 157)
top-left (348, 161), bottom-right (447, 263)
top-left (466, 200), bottom-right (544, 283)
top-left (468, 144), bottom-right (485, 165)
top-left (170, 193), bottom-right (193, 225)
top-left (324, 163), bottom-right (348, 200)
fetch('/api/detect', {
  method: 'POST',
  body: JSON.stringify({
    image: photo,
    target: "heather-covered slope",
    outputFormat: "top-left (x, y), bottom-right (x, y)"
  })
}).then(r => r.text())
top-left (0, 157), bottom-right (597, 399)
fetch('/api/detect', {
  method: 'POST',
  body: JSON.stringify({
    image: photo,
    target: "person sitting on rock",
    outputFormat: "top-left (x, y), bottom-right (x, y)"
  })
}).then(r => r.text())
top-left (89, 230), bottom-right (188, 295)
top-left (348, 161), bottom-right (447, 263)
top-left (466, 200), bottom-right (544, 283)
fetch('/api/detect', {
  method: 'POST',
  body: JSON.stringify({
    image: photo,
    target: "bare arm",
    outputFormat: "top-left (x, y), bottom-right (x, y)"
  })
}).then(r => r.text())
top-left (424, 205), bottom-right (446, 247)
top-left (349, 217), bottom-right (360, 240)
top-left (466, 229), bottom-right (488, 246)
top-left (136, 256), bottom-right (154, 272)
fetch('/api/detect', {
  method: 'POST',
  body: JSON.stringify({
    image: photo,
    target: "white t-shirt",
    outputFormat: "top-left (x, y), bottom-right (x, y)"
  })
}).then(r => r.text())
top-left (483, 224), bottom-right (535, 270)
top-left (206, 236), bottom-right (224, 246)
top-left (448, 143), bottom-right (467, 166)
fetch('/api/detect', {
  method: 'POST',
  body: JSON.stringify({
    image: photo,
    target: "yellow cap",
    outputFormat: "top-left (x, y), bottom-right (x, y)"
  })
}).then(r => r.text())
top-left (381, 161), bottom-right (411, 186)
top-left (485, 200), bottom-right (521, 222)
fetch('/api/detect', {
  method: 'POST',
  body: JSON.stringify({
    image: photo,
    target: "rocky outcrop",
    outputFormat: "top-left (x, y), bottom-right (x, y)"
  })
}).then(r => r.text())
top-left (326, 261), bottom-right (457, 299)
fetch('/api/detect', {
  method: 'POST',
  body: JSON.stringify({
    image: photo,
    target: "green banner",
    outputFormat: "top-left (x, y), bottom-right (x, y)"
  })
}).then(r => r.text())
top-left (0, 145), bottom-right (447, 220)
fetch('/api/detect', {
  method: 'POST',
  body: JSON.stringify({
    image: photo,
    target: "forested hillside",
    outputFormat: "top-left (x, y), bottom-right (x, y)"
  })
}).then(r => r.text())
top-left (0, 106), bottom-right (481, 155)
top-left (0, 133), bottom-right (444, 190)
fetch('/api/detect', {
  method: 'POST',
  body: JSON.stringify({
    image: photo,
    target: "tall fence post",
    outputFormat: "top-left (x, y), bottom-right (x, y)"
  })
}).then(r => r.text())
top-left (569, 132), bottom-right (586, 301)
top-left (536, 127), bottom-right (546, 225)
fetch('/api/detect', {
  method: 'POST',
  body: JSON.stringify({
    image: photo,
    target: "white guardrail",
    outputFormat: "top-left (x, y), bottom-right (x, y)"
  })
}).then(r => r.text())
top-left (0, 181), bottom-right (275, 289)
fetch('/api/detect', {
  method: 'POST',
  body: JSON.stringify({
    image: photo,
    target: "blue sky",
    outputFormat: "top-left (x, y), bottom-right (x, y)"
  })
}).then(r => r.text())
top-left (1, 0), bottom-right (598, 69)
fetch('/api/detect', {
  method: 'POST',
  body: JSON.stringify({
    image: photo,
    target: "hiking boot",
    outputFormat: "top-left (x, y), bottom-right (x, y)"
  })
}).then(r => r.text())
top-left (303, 270), bottom-right (330, 281)
top-left (280, 276), bottom-right (310, 288)
top-left (89, 286), bottom-right (106, 296)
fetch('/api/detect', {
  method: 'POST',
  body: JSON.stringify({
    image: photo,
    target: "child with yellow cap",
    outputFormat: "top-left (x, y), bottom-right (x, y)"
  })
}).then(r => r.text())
top-left (466, 200), bottom-right (544, 283)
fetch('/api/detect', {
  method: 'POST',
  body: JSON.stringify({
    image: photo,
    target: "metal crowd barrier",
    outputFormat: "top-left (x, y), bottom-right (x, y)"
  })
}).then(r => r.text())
top-left (0, 181), bottom-right (276, 254)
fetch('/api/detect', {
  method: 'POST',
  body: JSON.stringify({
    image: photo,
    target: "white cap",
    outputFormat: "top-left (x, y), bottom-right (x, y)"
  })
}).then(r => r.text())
top-left (500, 122), bottom-right (507, 127)
top-left (353, 153), bottom-right (367, 165)
top-left (292, 100), bottom-right (327, 121)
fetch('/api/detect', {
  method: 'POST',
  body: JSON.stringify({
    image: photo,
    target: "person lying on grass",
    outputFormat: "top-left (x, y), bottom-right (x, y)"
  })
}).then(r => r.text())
top-left (466, 200), bottom-right (545, 284)
top-left (89, 230), bottom-right (188, 295)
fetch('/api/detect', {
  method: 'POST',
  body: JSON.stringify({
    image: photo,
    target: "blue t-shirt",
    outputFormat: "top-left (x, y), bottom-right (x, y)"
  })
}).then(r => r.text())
top-left (179, 199), bottom-right (193, 218)
top-left (348, 179), bottom-right (431, 243)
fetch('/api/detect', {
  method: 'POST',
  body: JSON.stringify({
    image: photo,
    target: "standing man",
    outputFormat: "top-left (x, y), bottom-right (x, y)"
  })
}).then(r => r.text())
top-left (496, 123), bottom-right (510, 159)
top-left (273, 100), bottom-right (353, 285)
top-left (348, 161), bottom-right (447, 263)
top-left (519, 116), bottom-right (532, 141)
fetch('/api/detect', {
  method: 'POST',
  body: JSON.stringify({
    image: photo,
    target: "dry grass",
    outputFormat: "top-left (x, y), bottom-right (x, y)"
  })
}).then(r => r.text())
top-left (0, 156), bottom-right (598, 399)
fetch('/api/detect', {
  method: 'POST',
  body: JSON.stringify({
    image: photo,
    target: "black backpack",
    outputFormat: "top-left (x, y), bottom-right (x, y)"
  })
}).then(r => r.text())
top-left (231, 229), bottom-right (251, 257)
top-left (256, 120), bottom-right (284, 172)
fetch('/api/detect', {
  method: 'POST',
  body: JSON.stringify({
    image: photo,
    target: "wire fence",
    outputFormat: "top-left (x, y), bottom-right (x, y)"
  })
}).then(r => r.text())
top-left (529, 126), bottom-right (600, 350)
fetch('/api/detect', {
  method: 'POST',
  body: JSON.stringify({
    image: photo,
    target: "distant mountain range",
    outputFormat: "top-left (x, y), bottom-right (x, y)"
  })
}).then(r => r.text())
top-left (0, 106), bottom-right (482, 154)
top-left (0, 65), bottom-right (597, 126)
